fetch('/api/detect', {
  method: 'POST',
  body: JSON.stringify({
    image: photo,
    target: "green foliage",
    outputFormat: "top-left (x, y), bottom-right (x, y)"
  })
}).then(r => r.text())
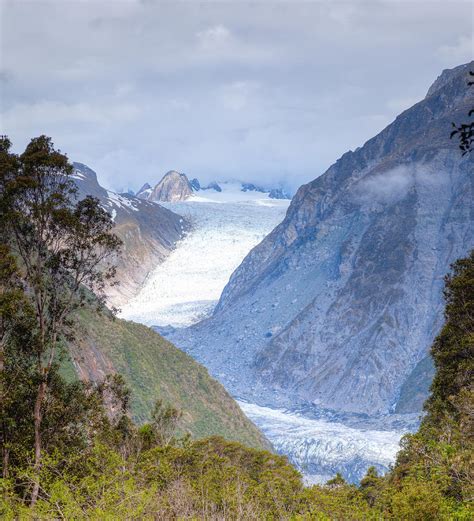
top-left (298, 483), bottom-right (378, 520)
top-left (325, 472), bottom-right (346, 487)
top-left (1, 438), bottom-right (303, 520)
top-left (393, 251), bottom-right (474, 504)
top-left (73, 307), bottom-right (270, 449)
top-left (426, 251), bottom-right (474, 422)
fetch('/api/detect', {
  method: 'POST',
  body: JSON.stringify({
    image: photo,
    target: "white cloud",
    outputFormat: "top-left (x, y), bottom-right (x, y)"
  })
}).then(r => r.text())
top-left (219, 81), bottom-right (260, 111)
top-left (355, 163), bottom-right (450, 208)
top-left (1, 101), bottom-right (141, 134)
top-left (197, 24), bottom-right (232, 49)
top-left (356, 166), bottom-right (414, 206)
top-left (437, 35), bottom-right (473, 64)
top-left (0, 0), bottom-right (472, 192)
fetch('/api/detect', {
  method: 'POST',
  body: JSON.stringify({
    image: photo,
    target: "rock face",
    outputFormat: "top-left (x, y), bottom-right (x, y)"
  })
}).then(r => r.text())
top-left (269, 188), bottom-right (291, 200)
top-left (171, 62), bottom-right (474, 417)
top-left (202, 181), bottom-right (222, 192)
top-left (136, 182), bottom-right (152, 199)
top-left (72, 163), bottom-right (189, 306)
top-left (146, 170), bottom-right (194, 202)
top-left (190, 178), bottom-right (201, 191)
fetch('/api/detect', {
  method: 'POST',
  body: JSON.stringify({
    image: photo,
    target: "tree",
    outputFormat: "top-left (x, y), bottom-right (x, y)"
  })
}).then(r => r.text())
top-left (392, 251), bottom-right (474, 503)
top-left (326, 472), bottom-right (346, 488)
top-left (425, 251), bottom-right (474, 424)
top-left (0, 136), bottom-right (121, 504)
top-left (150, 399), bottom-right (183, 446)
top-left (450, 70), bottom-right (474, 155)
top-left (0, 244), bottom-right (36, 479)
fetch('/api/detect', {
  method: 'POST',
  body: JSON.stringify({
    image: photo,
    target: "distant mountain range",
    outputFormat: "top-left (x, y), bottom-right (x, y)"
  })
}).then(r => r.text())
top-left (170, 61), bottom-right (474, 419)
top-left (136, 170), bottom-right (291, 202)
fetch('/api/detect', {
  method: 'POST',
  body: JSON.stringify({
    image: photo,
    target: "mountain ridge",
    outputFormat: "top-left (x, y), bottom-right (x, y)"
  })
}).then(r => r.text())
top-left (67, 307), bottom-right (270, 449)
top-left (137, 169), bottom-right (292, 203)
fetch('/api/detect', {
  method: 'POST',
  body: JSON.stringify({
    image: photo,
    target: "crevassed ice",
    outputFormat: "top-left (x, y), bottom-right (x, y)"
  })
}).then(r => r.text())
top-left (238, 401), bottom-right (405, 483)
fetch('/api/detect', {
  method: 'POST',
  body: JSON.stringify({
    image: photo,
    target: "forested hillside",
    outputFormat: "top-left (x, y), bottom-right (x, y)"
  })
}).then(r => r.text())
top-left (70, 307), bottom-right (269, 448)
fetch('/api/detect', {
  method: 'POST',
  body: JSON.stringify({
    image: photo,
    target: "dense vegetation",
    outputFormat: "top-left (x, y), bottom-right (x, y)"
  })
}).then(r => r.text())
top-left (71, 307), bottom-right (269, 448)
top-left (1, 136), bottom-right (472, 519)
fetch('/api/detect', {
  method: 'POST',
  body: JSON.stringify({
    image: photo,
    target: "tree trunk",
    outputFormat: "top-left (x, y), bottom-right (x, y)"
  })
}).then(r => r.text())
top-left (2, 446), bottom-right (9, 479)
top-left (30, 380), bottom-right (46, 506)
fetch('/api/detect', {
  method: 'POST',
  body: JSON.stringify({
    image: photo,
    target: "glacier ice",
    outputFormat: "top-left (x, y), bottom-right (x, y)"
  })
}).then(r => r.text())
top-left (120, 183), bottom-right (289, 326)
top-left (238, 401), bottom-right (410, 483)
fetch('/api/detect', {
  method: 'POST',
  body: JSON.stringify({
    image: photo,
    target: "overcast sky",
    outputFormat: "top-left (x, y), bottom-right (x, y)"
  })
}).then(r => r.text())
top-left (1, 1), bottom-right (472, 192)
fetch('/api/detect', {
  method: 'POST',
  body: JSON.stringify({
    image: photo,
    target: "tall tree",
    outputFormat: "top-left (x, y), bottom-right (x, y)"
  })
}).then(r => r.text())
top-left (0, 136), bottom-right (121, 504)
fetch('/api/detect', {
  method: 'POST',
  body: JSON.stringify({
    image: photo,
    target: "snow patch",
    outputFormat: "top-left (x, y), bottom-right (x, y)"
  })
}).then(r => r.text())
top-left (106, 191), bottom-right (140, 212)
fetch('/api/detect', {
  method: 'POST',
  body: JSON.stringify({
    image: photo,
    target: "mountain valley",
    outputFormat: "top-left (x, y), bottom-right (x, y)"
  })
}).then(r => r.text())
top-left (119, 62), bottom-right (473, 482)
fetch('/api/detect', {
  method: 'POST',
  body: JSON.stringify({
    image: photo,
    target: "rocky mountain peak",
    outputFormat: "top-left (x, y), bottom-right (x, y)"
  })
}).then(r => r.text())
top-left (136, 182), bottom-right (152, 198)
top-left (425, 61), bottom-right (473, 98)
top-left (147, 170), bottom-right (194, 202)
top-left (72, 162), bottom-right (99, 183)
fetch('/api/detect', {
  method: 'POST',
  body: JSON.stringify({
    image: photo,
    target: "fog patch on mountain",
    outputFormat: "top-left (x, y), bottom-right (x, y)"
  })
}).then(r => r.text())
top-left (355, 163), bottom-right (450, 208)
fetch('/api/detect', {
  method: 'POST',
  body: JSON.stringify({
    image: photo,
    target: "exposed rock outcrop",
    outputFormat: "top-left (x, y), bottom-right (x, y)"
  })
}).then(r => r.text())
top-left (269, 188), bottom-right (291, 200)
top-left (136, 182), bottom-right (152, 199)
top-left (147, 170), bottom-right (194, 202)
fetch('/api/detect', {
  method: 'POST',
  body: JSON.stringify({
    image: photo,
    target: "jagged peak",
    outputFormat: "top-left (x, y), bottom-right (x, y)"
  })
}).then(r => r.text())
top-left (149, 170), bottom-right (193, 202)
top-left (425, 61), bottom-right (473, 98)
top-left (162, 169), bottom-right (188, 180)
top-left (72, 162), bottom-right (99, 182)
top-left (137, 182), bottom-right (151, 193)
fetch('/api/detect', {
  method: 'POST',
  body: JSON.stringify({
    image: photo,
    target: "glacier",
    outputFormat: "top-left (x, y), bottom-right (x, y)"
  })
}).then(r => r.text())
top-left (119, 181), bottom-right (413, 483)
top-left (238, 401), bottom-right (411, 484)
top-left (120, 183), bottom-right (290, 327)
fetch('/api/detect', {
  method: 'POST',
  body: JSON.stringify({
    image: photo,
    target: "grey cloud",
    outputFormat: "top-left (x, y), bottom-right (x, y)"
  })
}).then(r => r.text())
top-left (0, 0), bottom-right (472, 192)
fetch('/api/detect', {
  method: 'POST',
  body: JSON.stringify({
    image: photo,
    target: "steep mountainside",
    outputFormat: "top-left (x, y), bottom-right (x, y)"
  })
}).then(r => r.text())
top-left (72, 163), bottom-right (189, 306)
top-left (171, 62), bottom-right (474, 417)
top-left (68, 308), bottom-right (269, 449)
